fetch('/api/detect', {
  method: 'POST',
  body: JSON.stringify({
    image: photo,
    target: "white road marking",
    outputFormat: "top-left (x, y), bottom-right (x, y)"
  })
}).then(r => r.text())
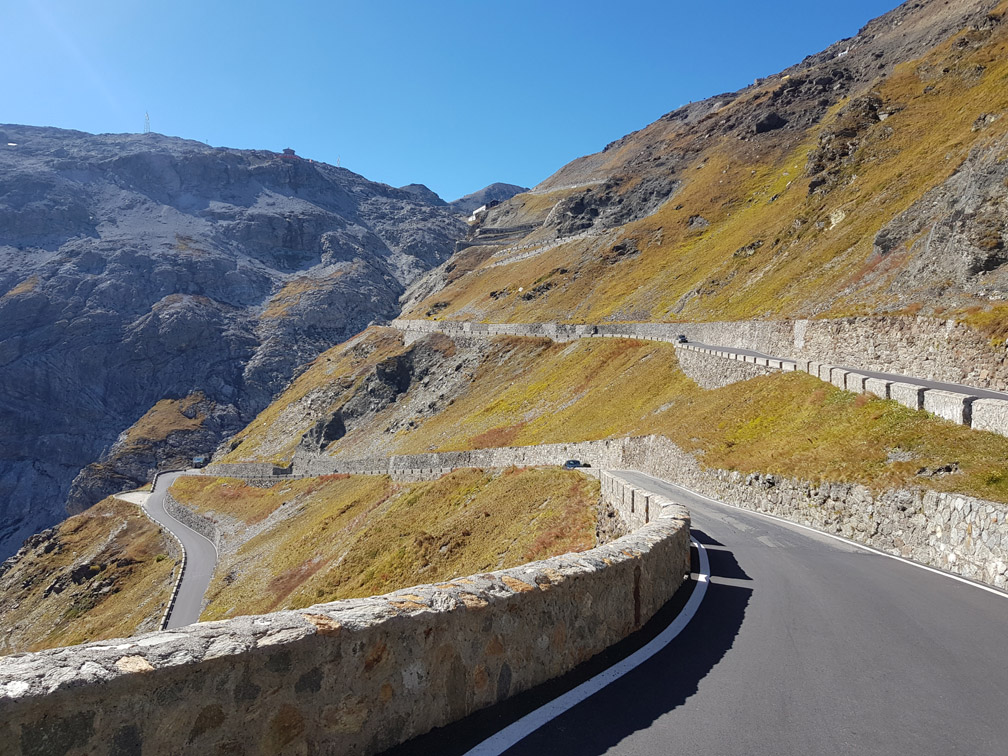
top-left (464, 539), bottom-right (710, 756)
top-left (613, 470), bottom-right (1008, 600)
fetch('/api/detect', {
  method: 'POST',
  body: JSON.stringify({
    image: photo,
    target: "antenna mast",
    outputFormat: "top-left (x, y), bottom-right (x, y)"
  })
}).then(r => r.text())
top-left (144, 112), bottom-right (151, 134)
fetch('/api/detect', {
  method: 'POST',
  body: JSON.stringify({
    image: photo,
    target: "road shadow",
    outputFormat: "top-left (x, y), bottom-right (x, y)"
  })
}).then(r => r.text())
top-left (690, 529), bottom-right (725, 547)
top-left (384, 530), bottom-right (751, 756)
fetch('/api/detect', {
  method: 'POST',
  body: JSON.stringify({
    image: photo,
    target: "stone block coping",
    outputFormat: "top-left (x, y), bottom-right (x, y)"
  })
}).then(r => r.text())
top-left (864, 377), bottom-right (891, 400)
top-left (845, 372), bottom-right (869, 394)
top-left (830, 367), bottom-right (849, 390)
top-left (971, 397), bottom-right (1008, 436)
top-left (922, 389), bottom-right (976, 426)
top-left (890, 381), bottom-right (926, 411)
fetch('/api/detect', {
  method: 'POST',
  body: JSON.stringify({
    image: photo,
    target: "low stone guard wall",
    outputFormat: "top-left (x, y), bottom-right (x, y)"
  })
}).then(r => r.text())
top-left (0, 473), bottom-right (690, 755)
top-left (292, 440), bottom-right (612, 478)
top-left (203, 461), bottom-right (277, 478)
top-left (602, 471), bottom-right (660, 531)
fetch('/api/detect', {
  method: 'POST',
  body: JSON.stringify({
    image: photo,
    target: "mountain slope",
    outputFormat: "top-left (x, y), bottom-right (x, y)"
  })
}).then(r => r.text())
top-left (228, 328), bottom-right (1008, 504)
top-left (402, 0), bottom-right (1008, 325)
top-left (0, 126), bottom-right (466, 557)
top-left (0, 495), bottom-right (175, 653)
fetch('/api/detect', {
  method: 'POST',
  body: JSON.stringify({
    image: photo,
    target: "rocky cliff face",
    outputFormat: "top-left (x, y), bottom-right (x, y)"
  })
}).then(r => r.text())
top-left (0, 125), bottom-right (466, 558)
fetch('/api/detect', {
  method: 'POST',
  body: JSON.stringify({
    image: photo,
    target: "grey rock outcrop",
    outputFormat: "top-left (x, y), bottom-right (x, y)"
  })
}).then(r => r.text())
top-left (297, 334), bottom-right (453, 453)
top-left (0, 125), bottom-right (466, 557)
top-left (67, 395), bottom-right (240, 512)
top-left (864, 135), bottom-right (1008, 306)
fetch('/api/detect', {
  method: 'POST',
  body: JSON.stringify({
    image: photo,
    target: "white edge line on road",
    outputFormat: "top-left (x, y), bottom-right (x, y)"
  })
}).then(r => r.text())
top-left (611, 470), bottom-right (1008, 600)
top-left (463, 539), bottom-right (710, 756)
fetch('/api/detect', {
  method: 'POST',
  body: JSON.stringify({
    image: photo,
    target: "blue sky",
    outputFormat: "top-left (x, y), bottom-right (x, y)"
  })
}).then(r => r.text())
top-left (4, 1), bottom-right (898, 200)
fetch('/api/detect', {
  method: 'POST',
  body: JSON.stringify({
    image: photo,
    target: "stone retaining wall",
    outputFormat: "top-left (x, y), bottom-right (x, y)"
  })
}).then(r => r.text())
top-left (0, 469), bottom-right (690, 756)
top-left (163, 492), bottom-right (221, 553)
top-left (203, 462), bottom-right (276, 478)
top-left (487, 229), bottom-right (603, 268)
top-left (393, 314), bottom-right (1008, 394)
top-left (675, 345), bottom-right (773, 388)
top-left (290, 434), bottom-right (1008, 589)
top-left (613, 435), bottom-right (1008, 589)
top-left (291, 440), bottom-right (616, 478)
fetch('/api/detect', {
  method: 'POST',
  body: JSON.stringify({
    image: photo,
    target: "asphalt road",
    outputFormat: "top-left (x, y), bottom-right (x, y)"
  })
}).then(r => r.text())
top-left (143, 471), bottom-right (217, 628)
top-left (454, 470), bottom-right (1008, 756)
top-left (686, 339), bottom-right (1008, 401)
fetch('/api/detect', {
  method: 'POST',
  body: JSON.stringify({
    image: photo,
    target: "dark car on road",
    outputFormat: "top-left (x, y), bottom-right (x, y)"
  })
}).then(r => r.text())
top-left (563, 459), bottom-right (590, 469)
top-left (676, 334), bottom-right (688, 343)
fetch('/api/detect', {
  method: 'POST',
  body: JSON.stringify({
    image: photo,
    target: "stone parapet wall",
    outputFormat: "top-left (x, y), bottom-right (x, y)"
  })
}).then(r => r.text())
top-left (601, 471), bottom-right (662, 531)
top-left (0, 486), bottom-right (690, 756)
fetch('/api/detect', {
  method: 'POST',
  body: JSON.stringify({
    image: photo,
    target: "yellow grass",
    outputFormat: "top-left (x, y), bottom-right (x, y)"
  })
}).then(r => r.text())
top-left (0, 497), bottom-right (175, 654)
top-left (2, 275), bottom-right (40, 299)
top-left (222, 327), bottom-right (409, 463)
top-left (125, 393), bottom-right (205, 445)
top-left (365, 337), bottom-right (1008, 502)
top-left (170, 468), bottom-right (598, 620)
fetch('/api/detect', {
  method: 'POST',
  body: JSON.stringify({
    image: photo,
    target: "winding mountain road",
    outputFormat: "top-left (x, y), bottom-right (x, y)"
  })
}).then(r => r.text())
top-left (143, 471), bottom-right (217, 629)
top-left (134, 325), bottom-right (1008, 745)
top-left (420, 470), bottom-right (1008, 756)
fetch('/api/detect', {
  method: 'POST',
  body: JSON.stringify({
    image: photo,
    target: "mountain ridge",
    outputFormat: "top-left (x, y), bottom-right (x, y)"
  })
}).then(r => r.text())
top-left (0, 124), bottom-right (467, 557)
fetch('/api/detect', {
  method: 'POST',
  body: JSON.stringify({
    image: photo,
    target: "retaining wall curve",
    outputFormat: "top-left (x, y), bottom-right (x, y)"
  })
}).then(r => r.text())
top-left (288, 434), bottom-right (1008, 589)
top-left (163, 492), bottom-right (222, 553)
